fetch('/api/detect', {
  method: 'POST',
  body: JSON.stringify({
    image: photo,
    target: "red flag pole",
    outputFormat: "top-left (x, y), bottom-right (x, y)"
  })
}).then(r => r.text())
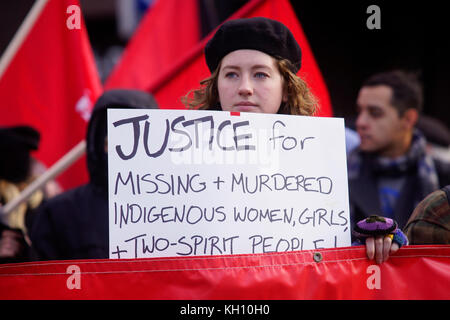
top-left (0, 140), bottom-right (86, 219)
top-left (0, 0), bottom-right (48, 79)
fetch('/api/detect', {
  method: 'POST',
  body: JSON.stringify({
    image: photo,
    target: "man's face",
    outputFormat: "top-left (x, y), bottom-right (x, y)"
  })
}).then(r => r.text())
top-left (355, 85), bottom-right (410, 158)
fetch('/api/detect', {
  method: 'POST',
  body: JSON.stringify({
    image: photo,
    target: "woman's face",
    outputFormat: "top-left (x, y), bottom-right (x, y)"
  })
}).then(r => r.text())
top-left (217, 49), bottom-right (286, 114)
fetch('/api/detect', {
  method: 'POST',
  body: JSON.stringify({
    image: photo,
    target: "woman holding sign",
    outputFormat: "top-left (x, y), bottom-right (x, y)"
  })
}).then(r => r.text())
top-left (183, 17), bottom-right (408, 264)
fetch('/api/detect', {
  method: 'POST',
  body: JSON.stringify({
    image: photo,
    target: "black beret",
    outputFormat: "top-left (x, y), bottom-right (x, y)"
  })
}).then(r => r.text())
top-left (0, 125), bottom-right (40, 151)
top-left (0, 125), bottom-right (40, 182)
top-left (205, 17), bottom-right (302, 73)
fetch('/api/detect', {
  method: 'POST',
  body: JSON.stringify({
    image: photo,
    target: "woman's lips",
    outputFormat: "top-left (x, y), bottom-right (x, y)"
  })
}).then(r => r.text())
top-left (233, 102), bottom-right (258, 112)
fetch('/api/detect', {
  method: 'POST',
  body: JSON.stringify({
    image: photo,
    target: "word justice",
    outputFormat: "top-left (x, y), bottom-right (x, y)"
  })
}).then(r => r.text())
top-left (112, 114), bottom-right (255, 160)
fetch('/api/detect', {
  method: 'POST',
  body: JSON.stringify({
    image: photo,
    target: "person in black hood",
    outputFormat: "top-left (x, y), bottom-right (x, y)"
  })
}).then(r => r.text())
top-left (29, 89), bottom-right (158, 260)
top-left (0, 125), bottom-right (43, 263)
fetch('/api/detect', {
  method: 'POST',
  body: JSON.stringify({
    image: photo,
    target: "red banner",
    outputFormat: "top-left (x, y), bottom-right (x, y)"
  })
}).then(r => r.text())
top-left (0, 245), bottom-right (449, 300)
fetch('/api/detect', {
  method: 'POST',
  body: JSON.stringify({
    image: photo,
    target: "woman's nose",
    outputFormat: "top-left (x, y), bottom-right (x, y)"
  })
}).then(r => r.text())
top-left (238, 76), bottom-right (253, 96)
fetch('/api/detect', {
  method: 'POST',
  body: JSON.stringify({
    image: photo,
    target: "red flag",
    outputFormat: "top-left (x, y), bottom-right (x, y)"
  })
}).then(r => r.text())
top-left (105, 0), bottom-right (201, 91)
top-left (0, 0), bottom-right (102, 190)
top-left (106, 0), bottom-right (332, 117)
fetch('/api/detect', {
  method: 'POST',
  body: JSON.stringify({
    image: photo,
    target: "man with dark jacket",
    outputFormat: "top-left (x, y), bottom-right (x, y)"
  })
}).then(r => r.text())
top-left (348, 70), bottom-right (450, 232)
top-left (29, 89), bottom-right (158, 260)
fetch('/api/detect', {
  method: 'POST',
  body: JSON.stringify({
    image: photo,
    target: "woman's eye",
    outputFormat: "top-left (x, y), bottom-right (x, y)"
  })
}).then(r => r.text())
top-left (254, 72), bottom-right (269, 79)
top-left (225, 72), bottom-right (238, 78)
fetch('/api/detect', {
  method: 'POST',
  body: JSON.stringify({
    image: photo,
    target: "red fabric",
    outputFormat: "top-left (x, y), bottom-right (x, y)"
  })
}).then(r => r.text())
top-left (105, 0), bottom-right (333, 117)
top-left (0, 0), bottom-right (102, 190)
top-left (1, 245), bottom-right (449, 299)
top-left (104, 0), bottom-right (201, 91)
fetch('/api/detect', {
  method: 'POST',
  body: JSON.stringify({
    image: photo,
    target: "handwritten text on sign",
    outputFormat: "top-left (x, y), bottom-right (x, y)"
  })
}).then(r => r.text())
top-left (108, 109), bottom-right (351, 259)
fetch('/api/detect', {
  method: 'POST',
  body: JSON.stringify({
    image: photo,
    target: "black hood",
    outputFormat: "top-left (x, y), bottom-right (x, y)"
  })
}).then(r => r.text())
top-left (86, 89), bottom-right (158, 190)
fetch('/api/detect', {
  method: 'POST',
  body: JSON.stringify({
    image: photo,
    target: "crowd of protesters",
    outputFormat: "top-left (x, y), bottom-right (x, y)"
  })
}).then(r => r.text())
top-left (1, 17), bottom-right (449, 265)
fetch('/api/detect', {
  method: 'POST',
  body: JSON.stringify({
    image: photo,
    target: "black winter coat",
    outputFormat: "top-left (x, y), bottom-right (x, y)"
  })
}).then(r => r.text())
top-left (29, 89), bottom-right (158, 260)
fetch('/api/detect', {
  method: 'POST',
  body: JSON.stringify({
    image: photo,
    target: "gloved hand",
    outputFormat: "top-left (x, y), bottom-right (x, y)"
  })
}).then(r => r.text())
top-left (353, 215), bottom-right (408, 264)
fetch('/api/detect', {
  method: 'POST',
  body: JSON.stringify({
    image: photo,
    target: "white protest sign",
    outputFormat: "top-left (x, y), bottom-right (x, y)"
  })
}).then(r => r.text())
top-left (108, 109), bottom-right (351, 259)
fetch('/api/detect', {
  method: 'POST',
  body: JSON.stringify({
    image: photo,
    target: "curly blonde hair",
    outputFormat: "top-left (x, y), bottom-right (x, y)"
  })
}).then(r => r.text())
top-left (181, 58), bottom-right (318, 116)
